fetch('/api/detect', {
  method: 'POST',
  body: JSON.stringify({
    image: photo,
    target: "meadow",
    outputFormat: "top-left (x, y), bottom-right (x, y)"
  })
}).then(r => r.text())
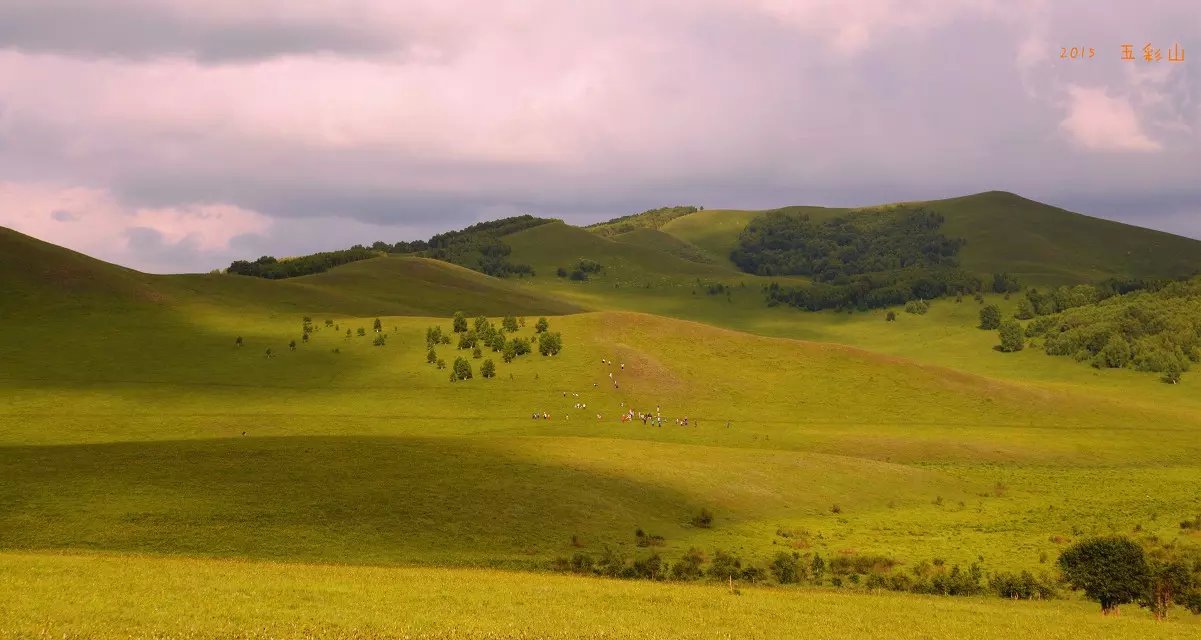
top-left (3, 192), bottom-right (1201, 637)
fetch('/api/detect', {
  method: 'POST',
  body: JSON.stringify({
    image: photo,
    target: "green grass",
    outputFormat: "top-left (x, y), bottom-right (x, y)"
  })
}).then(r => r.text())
top-left (4, 207), bottom-right (1201, 636)
top-left (2, 552), bottom-right (1198, 639)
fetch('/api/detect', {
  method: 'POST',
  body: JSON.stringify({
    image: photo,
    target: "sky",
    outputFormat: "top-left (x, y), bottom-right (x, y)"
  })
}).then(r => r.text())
top-left (0, 0), bottom-right (1198, 273)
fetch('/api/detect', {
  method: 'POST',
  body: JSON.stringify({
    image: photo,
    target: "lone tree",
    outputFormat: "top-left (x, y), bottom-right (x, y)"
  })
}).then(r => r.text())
top-left (373, 318), bottom-right (382, 333)
top-left (538, 331), bottom-right (563, 356)
top-left (452, 311), bottom-right (468, 333)
top-left (453, 356), bottom-right (473, 380)
top-left (535, 317), bottom-right (549, 333)
top-left (1059, 536), bottom-right (1149, 614)
top-left (235, 336), bottom-right (243, 347)
top-left (997, 319), bottom-right (1025, 352)
top-left (289, 339), bottom-right (296, 351)
top-left (480, 359), bottom-right (496, 378)
top-left (427, 347), bottom-right (438, 364)
top-left (265, 347), bottom-right (273, 358)
top-left (979, 304), bottom-right (1001, 330)
top-left (502, 315), bottom-right (519, 332)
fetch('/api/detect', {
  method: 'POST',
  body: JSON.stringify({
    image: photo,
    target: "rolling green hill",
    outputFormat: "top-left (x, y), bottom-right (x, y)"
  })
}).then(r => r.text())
top-left (658, 192), bottom-right (1201, 286)
top-left (0, 226), bottom-right (578, 319)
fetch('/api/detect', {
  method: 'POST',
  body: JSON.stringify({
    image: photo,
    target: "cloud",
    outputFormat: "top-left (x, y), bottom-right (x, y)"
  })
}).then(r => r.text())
top-left (1060, 85), bottom-right (1163, 152)
top-left (0, 181), bottom-right (272, 272)
top-left (0, 1), bottom-right (1199, 271)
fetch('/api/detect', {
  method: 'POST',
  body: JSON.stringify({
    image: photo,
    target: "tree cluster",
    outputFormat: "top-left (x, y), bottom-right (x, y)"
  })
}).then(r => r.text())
top-left (227, 247), bottom-right (378, 279)
top-left (731, 207), bottom-right (965, 280)
top-left (764, 267), bottom-right (981, 312)
top-left (413, 215), bottom-right (548, 277)
top-left (1059, 536), bottom-right (1201, 618)
top-left (586, 206), bottom-right (701, 237)
top-left (1020, 278), bottom-right (1201, 381)
top-left (427, 312), bottom-right (560, 378)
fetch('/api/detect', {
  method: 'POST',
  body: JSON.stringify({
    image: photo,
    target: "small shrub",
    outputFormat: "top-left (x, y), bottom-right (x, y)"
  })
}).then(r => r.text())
top-left (885, 310), bottom-right (896, 322)
top-left (830, 504), bottom-right (842, 514)
top-left (692, 508), bottom-right (714, 528)
top-left (670, 548), bottom-right (705, 580)
top-left (708, 550), bottom-right (743, 581)
top-left (480, 359), bottom-right (496, 378)
top-left (904, 299), bottom-right (929, 315)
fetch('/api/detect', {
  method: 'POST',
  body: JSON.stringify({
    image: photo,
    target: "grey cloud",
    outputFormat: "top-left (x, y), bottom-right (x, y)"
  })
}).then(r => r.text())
top-left (50, 209), bottom-right (76, 221)
top-left (0, 1), bottom-right (399, 62)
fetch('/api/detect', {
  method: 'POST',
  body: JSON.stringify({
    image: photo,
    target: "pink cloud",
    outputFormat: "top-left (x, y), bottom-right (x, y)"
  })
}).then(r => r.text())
top-left (0, 181), bottom-right (271, 269)
top-left (1060, 85), bottom-right (1162, 152)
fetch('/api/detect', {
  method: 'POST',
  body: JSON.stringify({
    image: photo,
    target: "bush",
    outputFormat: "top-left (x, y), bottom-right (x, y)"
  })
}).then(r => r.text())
top-left (998, 319), bottom-right (1025, 352)
top-left (670, 548), bottom-right (705, 580)
top-left (480, 359), bottom-right (496, 378)
top-left (708, 550), bottom-right (743, 581)
top-left (472, 345), bottom-right (482, 359)
top-left (502, 315), bottom-right (519, 332)
top-left (989, 570), bottom-right (1057, 600)
top-left (1058, 536), bottom-right (1149, 613)
top-left (979, 304), bottom-right (1001, 330)
top-left (356, 327), bottom-right (366, 337)
top-left (692, 508), bottom-right (713, 528)
top-left (535, 317), bottom-right (549, 333)
top-left (904, 299), bottom-right (929, 315)
top-left (770, 552), bottom-right (801, 584)
top-left (885, 311), bottom-right (896, 322)
top-left (427, 348), bottom-right (437, 364)
top-left (452, 311), bottom-right (467, 333)
top-left (372, 334), bottom-right (386, 346)
top-left (436, 359), bottom-right (446, 369)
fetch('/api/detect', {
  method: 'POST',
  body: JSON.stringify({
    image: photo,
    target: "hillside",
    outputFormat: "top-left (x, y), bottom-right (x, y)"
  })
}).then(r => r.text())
top-left (658, 192), bottom-right (1201, 286)
top-left (5, 207), bottom-right (1201, 634)
top-left (0, 226), bottom-right (578, 319)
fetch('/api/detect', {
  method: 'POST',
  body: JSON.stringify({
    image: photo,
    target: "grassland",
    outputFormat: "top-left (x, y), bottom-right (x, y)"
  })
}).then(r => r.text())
top-left (3, 552), bottom-right (1198, 639)
top-left (3, 198), bottom-right (1201, 638)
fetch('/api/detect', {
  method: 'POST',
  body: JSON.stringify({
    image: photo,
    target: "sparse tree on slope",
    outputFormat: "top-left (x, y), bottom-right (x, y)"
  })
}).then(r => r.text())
top-left (979, 304), bottom-right (1001, 330)
top-left (998, 319), bottom-right (1024, 352)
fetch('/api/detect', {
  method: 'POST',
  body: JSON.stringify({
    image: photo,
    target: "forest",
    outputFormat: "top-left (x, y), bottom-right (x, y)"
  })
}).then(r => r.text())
top-left (738, 207), bottom-right (977, 311)
top-left (227, 215), bottom-right (550, 279)
top-left (1020, 277), bottom-right (1201, 381)
top-left (226, 247), bottom-right (378, 279)
top-left (586, 206), bottom-right (701, 237)
top-left (731, 207), bottom-right (965, 280)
